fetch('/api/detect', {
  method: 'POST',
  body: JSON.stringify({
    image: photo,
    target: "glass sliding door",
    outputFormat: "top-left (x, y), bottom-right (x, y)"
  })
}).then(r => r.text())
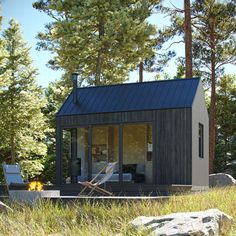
top-left (77, 127), bottom-right (89, 181)
top-left (62, 129), bottom-right (72, 184)
top-left (61, 124), bottom-right (153, 184)
top-left (123, 124), bottom-right (153, 183)
top-left (92, 125), bottom-right (119, 181)
top-left (61, 127), bottom-right (89, 184)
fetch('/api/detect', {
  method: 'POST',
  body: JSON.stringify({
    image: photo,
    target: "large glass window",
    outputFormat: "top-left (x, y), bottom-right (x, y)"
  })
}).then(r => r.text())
top-left (62, 128), bottom-right (89, 184)
top-left (199, 123), bottom-right (204, 158)
top-left (92, 126), bottom-right (119, 180)
top-left (123, 124), bottom-right (153, 183)
top-left (62, 129), bottom-right (71, 184)
top-left (61, 124), bottom-right (153, 184)
top-left (77, 127), bottom-right (89, 181)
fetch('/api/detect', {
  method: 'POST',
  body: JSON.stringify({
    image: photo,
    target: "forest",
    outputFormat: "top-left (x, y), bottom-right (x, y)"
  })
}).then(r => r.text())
top-left (0, 0), bottom-right (235, 183)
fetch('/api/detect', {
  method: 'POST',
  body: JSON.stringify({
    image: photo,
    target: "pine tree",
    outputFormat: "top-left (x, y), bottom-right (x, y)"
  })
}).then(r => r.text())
top-left (0, 19), bottom-right (47, 177)
top-left (191, 0), bottom-right (236, 173)
top-left (184, 0), bottom-right (193, 78)
top-left (160, 0), bottom-right (236, 173)
top-left (0, 18), bottom-right (10, 90)
top-left (33, 0), bottom-right (157, 85)
top-left (40, 78), bottom-right (71, 183)
top-left (215, 75), bottom-right (236, 173)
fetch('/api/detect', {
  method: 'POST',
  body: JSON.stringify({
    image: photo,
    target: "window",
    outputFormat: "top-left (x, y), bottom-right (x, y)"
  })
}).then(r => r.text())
top-left (92, 126), bottom-right (119, 180)
top-left (199, 123), bottom-right (204, 158)
top-left (62, 129), bottom-right (72, 183)
top-left (123, 124), bottom-right (153, 183)
top-left (77, 127), bottom-right (89, 181)
top-left (62, 128), bottom-right (89, 184)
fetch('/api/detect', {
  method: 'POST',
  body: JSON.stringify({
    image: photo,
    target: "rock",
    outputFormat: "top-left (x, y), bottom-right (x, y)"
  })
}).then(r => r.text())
top-left (0, 201), bottom-right (13, 212)
top-left (209, 173), bottom-right (236, 187)
top-left (131, 209), bottom-right (233, 236)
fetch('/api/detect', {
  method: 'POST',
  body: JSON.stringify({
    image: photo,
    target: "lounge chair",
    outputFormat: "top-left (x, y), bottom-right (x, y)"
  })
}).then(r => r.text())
top-left (78, 162), bottom-right (117, 196)
top-left (2, 164), bottom-right (29, 193)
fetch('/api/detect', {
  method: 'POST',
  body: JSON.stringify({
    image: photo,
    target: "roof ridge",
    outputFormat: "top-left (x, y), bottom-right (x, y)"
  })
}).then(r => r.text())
top-left (77, 77), bottom-right (200, 90)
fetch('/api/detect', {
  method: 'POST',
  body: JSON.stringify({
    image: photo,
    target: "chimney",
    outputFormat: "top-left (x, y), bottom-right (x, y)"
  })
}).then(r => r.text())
top-left (72, 73), bottom-right (78, 104)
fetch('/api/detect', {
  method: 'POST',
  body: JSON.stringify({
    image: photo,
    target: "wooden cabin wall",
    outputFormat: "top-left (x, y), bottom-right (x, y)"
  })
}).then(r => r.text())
top-left (191, 82), bottom-right (209, 189)
top-left (56, 108), bottom-right (192, 186)
top-left (155, 109), bottom-right (192, 185)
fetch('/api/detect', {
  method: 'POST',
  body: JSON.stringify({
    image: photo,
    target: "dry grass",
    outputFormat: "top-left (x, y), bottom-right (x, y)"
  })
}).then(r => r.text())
top-left (0, 187), bottom-right (235, 235)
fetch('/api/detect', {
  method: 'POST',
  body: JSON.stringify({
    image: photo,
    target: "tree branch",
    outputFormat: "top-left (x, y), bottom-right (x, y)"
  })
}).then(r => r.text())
top-left (169, 2), bottom-right (184, 13)
top-left (216, 59), bottom-right (236, 70)
top-left (164, 40), bottom-right (184, 50)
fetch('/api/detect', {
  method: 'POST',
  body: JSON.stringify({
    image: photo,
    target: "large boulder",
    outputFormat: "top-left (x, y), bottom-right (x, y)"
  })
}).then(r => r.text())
top-left (209, 173), bottom-right (236, 187)
top-left (131, 209), bottom-right (233, 236)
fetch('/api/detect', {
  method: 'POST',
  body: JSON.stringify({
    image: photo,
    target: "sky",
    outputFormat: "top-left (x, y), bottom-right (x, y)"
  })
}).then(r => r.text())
top-left (2, 0), bottom-right (236, 87)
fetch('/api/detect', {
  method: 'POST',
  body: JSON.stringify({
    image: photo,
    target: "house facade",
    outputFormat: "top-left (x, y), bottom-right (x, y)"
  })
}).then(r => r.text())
top-left (56, 76), bottom-right (209, 195)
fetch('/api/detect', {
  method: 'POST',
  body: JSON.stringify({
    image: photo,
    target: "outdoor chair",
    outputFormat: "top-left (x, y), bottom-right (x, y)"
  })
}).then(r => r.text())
top-left (2, 164), bottom-right (29, 193)
top-left (78, 162), bottom-right (117, 196)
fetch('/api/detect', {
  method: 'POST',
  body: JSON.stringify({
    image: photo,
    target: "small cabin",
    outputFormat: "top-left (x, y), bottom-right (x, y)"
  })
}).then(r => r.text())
top-left (56, 77), bottom-right (209, 195)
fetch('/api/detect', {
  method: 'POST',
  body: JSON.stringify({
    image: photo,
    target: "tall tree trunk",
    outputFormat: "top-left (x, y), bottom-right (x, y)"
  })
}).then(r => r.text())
top-left (209, 24), bottom-right (216, 174)
top-left (184, 0), bottom-right (193, 78)
top-left (139, 61), bottom-right (143, 82)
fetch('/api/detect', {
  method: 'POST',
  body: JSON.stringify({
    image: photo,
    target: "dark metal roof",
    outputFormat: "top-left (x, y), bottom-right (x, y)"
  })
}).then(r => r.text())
top-left (57, 78), bottom-right (200, 116)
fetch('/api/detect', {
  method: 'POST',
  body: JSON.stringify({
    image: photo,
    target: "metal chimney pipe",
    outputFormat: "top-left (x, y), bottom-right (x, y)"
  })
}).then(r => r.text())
top-left (72, 73), bottom-right (78, 104)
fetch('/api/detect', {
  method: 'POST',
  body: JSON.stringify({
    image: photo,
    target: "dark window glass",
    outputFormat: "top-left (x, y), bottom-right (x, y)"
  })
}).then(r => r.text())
top-left (199, 123), bottom-right (204, 158)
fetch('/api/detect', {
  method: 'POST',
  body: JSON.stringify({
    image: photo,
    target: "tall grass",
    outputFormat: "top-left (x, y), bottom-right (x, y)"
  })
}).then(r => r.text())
top-left (0, 187), bottom-right (235, 235)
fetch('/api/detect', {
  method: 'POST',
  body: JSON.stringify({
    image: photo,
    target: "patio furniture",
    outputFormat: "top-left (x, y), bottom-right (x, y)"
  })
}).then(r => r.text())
top-left (2, 164), bottom-right (29, 193)
top-left (78, 162), bottom-right (117, 196)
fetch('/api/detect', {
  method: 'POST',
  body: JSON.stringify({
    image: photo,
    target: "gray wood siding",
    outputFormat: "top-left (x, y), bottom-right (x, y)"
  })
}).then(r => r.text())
top-left (56, 108), bottom-right (192, 186)
top-left (155, 109), bottom-right (192, 185)
top-left (57, 110), bottom-right (155, 127)
top-left (191, 81), bottom-right (209, 189)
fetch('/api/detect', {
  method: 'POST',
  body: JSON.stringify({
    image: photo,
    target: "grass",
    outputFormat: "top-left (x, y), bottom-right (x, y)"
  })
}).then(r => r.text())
top-left (0, 187), bottom-right (235, 236)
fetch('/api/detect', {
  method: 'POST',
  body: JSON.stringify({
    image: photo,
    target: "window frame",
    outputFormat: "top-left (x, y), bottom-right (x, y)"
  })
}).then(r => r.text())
top-left (198, 123), bottom-right (204, 158)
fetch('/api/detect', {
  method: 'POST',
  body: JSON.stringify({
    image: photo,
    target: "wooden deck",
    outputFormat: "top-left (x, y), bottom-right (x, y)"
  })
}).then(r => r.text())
top-left (44, 195), bottom-right (171, 203)
top-left (0, 184), bottom-right (192, 203)
top-left (57, 183), bottom-right (192, 197)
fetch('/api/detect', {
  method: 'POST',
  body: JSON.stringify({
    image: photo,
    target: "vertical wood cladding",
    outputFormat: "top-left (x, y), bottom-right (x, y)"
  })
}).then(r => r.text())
top-left (155, 109), bottom-right (192, 185)
top-left (56, 108), bottom-right (192, 185)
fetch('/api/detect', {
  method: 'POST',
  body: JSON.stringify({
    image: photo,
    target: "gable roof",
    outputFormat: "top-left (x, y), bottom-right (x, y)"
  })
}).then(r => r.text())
top-left (57, 78), bottom-right (200, 116)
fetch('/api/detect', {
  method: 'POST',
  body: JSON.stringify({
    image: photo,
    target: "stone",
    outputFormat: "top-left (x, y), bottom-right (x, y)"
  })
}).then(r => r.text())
top-left (209, 173), bottom-right (236, 187)
top-left (9, 190), bottom-right (60, 204)
top-left (131, 209), bottom-right (233, 236)
top-left (0, 200), bottom-right (13, 212)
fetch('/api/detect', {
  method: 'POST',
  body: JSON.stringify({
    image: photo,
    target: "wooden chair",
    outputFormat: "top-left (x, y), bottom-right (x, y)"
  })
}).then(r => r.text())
top-left (78, 162), bottom-right (117, 196)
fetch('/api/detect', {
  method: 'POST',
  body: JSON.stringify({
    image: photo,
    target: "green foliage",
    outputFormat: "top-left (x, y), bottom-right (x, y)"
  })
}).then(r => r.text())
top-left (159, 0), bottom-right (236, 84)
top-left (215, 75), bottom-right (236, 172)
top-left (191, 0), bottom-right (236, 85)
top-left (155, 71), bottom-right (172, 80)
top-left (21, 160), bottom-right (44, 180)
top-left (0, 187), bottom-right (236, 235)
top-left (40, 154), bottom-right (56, 184)
top-left (175, 63), bottom-right (185, 78)
top-left (39, 78), bottom-right (71, 183)
top-left (0, 19), bottom-right (48, 178)
top-left (33, 0), bottom-right (158, 85)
